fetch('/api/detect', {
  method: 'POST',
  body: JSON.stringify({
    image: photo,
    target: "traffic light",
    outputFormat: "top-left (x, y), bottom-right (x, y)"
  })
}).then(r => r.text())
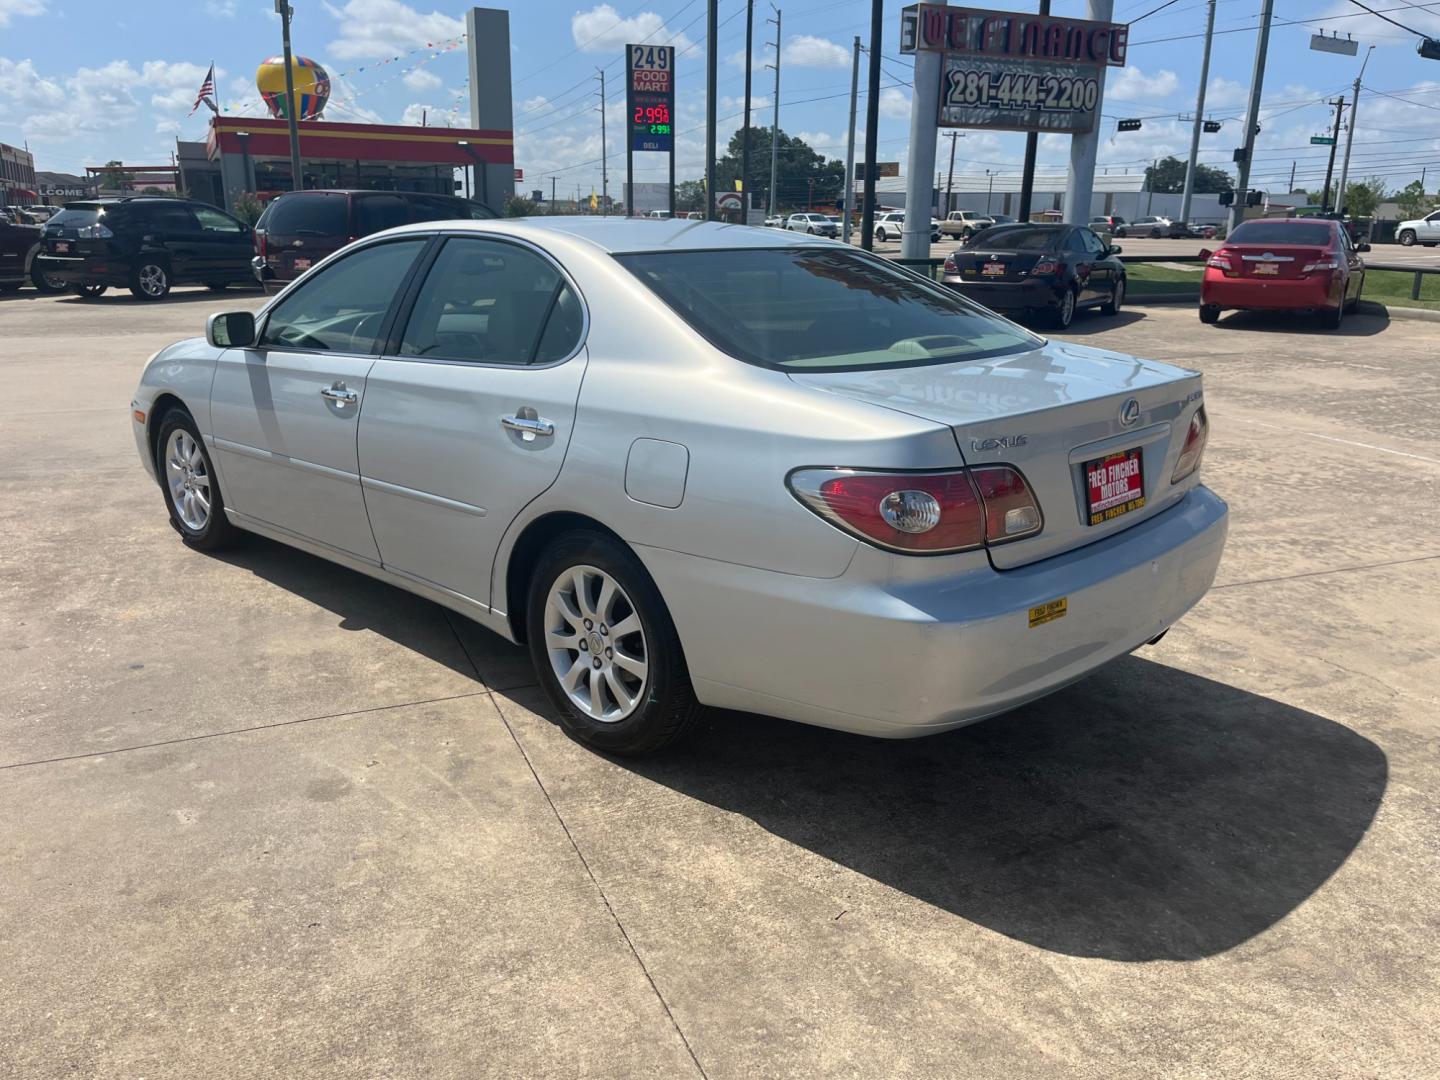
top-left (1246, 190), bottom-right (1263, 207)
top-left (1117, 118), bottom-right (1142, 132)
top-left (1232, 147), bottom-right (1249, 164)
top-left (1203, 120), bottom-right (1222, 133)
top-left (1218, 190), bottom-right (1235, 207)
top-left (1419, 37), bottom-right (1440, 60)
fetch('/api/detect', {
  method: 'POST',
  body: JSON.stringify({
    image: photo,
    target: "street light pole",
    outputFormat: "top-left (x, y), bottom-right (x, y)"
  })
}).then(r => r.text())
top-left (859, 0), bottom-right (883, 250)
top-left (274, 0), bottom-right (304, 193)
top-left (741, 0), bottom-right (755, 221)
top-left (705, 0), bottom-right (719, 221)
top-left (842, 35), bottom-right (860, 243)
top-left (766, 6), bottom-right (781, 218)
top-left (1230, 0), bottom-right (1275, 233)
top-left (1319, 96), bottom-right (1347, 213)
top-left (1335, 45), bottom-right (1374, 219)
top-left (943, 131), bottom-right (960, 218)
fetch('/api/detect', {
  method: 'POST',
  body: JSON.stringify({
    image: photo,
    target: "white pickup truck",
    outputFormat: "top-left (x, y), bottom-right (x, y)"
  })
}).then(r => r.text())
top-left (938, 209), bottom-right (995, 240)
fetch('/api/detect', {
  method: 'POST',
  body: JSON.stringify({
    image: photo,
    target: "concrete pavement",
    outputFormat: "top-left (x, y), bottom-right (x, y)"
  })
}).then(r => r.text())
top-left (2, 287), bottom-right (1438, 1078)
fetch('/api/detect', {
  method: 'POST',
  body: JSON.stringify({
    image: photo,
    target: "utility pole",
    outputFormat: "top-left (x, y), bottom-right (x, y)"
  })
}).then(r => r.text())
top-left (1147, 158), bottom-right (1157, 214)
top-left (1289, 160), bottom-right (1296, 192)
top-left (1230, 0), bottom-right (1274, 233)
top-left (843, 36), bottom-right (860, 243)
top-left (1180, 0), bottom-right (1216, 227)
top-left (1064, 0), bottom-right (1112, 224)
top-left (705, 0), bottom-right (719, 221)
top-left (766, 6), bottom-right (781, 217)
top-left (1016, 0), bottom-right (1051, 224)
top-left (597, 69), bottom-right (609, 216)
top-left (1335, 44), bottom-right (1375, 218)
top-left (274, 0), bottom-right (304, 193)
top-left (943, 131), bottom-right (960, 218)
top-left (1319, 96), bottom-right (1347, 213)
top-left (859, 0), bottom-right (882, 249)
top-left (548, 174), bottom-right (559, 213)
top-left (741, 0), bottom-right (755, 222)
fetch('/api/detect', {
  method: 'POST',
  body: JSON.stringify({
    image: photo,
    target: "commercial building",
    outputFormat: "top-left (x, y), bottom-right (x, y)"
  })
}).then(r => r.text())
top-left (1, 142), bottom-right (38, 206)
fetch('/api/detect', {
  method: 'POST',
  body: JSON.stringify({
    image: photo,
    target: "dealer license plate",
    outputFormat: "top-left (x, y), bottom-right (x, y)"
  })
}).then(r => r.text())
top-left (54, 241), bottom-right (70, 253)
top-left (292, 258), bottom-right (311, 271)
top-left (1085, 447), bottom-right (1145, 526)
top-left (981, 262), bottom-right (1006, 276)
top-left (1253, 263), bottom-right (1278, 275)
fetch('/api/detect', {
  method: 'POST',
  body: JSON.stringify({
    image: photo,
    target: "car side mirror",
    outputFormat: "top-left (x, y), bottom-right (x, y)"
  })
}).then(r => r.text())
top-left (1357, 242), bottom-right (1371, 252)
top-left (1108, 244), bottom-right (1123, 256)
top-left (1198, 248), bottom-right (1212, 261)
top-left (207, 310), bottom-right (256, 349)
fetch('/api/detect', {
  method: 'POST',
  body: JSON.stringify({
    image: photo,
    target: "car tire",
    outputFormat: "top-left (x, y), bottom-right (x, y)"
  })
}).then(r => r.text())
top-left (527, 531), bottom-right (703, 756)
top-left (130, 259), bottom-right (171, 301)
top-left (1051, 287), bottom-right (1077, 329)
top-left (155, 409), bottom-right (240, 552)
top-left (1101, 276), bottom-right (1125, 315)
top-left (1150, 228), bottom-right (1161, 239)
top-left (1199, 304), bottom-right (1220, 324)
top-left (1398, 230), bottom-right (1416, 246)
top-left (73, 284), bottom-right (106, 299)
top-left (1322, 302), bottom-right (1344, 331)
top-left (205, 281), bottom-right (228, 292)
top-left (30, 263), bottom-right (67, 293)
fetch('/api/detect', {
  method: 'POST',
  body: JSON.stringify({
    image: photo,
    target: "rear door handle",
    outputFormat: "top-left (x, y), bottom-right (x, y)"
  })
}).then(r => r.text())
top-left (320, 382), bottom-right (358, 405)
top-left (501, 413), bottom-right (555, 441)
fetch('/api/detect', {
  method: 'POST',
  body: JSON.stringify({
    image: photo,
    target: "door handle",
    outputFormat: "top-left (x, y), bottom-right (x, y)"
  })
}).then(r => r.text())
top-left (320, 382), bottom-right (358, 405)
top-left (501, 413), bottom-right (555, 441)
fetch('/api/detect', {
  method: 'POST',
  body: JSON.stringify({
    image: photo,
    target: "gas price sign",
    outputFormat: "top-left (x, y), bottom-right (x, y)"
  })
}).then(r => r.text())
top-left (627, 43), bottom-right (675, 152)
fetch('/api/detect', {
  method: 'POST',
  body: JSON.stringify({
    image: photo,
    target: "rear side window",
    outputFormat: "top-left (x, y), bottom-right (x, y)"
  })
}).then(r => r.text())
top-left (354, 194), bottom-right (410, 234)
top-left (47, 206), bottom-right (102, 230)
top-left (142, 202), bottom-right (200, 232)
top-left (192, 205), bottom-right (245, 233)
top-left (263, 193), bottom-right (348, 237)
top-left (260, 238), bottom-right (426, 353)
top-left (397, 236), bottom-right (581, 365)
top-left (1227, 221), bottom-right (1334, 246)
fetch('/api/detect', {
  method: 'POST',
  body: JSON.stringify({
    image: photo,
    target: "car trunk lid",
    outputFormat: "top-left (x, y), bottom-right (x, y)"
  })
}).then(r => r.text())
top-left (948, 248), bottom-right (1051, 284)
top-left (788, 340), bottom-right (1205, 569)
top-left (1224, 243), bottom-right (1331, 281)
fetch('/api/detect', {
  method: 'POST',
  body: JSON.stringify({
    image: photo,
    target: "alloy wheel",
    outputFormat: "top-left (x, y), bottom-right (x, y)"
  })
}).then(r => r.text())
top-left (164, 428), bottom-right (211, 531)
top-left (1057, 288), bottom-right (1076, 327)
top-left (138, 263), bottom-right (168, 297)
top-left (544, 564), bottom-right (649, 722)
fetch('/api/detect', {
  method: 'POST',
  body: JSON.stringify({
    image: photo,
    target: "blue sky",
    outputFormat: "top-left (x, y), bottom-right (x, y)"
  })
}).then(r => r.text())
top-left (2, 0), bottom-right (1439, 197)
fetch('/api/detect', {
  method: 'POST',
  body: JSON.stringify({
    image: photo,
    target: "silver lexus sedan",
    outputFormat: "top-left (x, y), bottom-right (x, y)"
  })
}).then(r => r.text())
top-left (131, 218), bottom-right (1227, 755)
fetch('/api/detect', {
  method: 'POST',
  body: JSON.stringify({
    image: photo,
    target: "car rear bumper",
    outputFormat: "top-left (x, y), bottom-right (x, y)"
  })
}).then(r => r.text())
top-left (943, 275), bottom-right (1065, 310)
top-left (1202, 272), bottom-right (1341, 310)
top-left (639, 485), bottom-right (1229, 738)
top-left (251, 255), bottom-right (276, 282)
top-left (33, 254), bottom-right (132, 286)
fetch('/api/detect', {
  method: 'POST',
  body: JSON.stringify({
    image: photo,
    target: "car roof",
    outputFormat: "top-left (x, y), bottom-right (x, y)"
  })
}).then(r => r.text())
top-left (378, 215), bottom-right (848, 254)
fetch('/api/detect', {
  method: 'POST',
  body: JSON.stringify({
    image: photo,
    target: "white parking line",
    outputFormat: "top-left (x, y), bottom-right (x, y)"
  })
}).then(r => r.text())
top-left (1225, 415), bottom-right (1440, 466)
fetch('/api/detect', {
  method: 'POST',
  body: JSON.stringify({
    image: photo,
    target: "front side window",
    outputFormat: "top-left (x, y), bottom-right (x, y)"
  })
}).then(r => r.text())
top-left (397, 236), bottom-right (582, 365)
top-left (260, 238), bottom-right (426, 353)
top-left (617, 247), bottom-right (1039, 372)
top-left (353, 194), bottom-right (410, 234)
top-left (192, 205), bottom-right (244, 233)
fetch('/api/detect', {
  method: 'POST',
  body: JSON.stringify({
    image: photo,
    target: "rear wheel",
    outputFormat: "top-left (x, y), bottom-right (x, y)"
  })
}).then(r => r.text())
top-left (527, 532), bottom-right (702, 756)
top-left (30, 263), bottom-right (66, 293)
top-left (1321, 302), bottom-right (1344, 331)
top-left (1101, 276), bottom-right (1125, 316)
top-left (1051, 287), bottom-right (1077, 329)
top-left (1150, 227), bottom-right (1162, 239)
top-left (73, 284), bottom-right (106, 299)
top-left (205, 281), bottom-right (228, 292)
top-left (156, 410), bottom-right (240, 551)
top-left (129, 260), bottom-right (171, 301)
top-left (1398, 229), bottom-right (1416, 246)
top-left (1199, 304), bottom-right (1220, 324)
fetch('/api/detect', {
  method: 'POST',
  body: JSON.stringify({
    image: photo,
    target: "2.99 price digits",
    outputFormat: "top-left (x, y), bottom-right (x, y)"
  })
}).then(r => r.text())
top-left (944, 70), bottom-right (1099, 114)
top-left (633, 103), bottom-right (671, 125)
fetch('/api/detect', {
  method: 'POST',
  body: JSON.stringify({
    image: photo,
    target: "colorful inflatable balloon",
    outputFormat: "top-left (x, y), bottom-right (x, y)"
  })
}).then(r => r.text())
top-left (256, 55), bottom-right (330, 121)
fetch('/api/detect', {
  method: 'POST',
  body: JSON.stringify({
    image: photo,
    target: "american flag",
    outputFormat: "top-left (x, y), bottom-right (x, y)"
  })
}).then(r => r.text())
top-left (189, 63), bottom-right (218, 116)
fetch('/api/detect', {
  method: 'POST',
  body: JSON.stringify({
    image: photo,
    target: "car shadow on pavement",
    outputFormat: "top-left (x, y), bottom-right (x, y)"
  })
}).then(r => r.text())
top-left (1210, 308), bottom-right (1390, 336)
top-left (617, 657), bottom-right (1386, 963)
top-left (1048, 310), bottom-right (1149, 336)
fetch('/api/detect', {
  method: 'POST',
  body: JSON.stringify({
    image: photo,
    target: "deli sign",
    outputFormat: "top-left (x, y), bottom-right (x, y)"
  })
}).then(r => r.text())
top-left (900, 4), bottom-right (1128, 68)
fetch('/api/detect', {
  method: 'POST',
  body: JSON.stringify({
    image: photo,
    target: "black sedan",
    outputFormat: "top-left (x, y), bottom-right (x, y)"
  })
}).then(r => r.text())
top-left (941, 223), bottom-right (1126, 329)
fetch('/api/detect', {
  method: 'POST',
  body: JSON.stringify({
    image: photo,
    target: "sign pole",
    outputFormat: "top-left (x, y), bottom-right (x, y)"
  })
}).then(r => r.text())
top-left (902, 0), bottom-right (945, 259)
top-left (1064, 0), bottom-right (1113, 224)
top-left (843, 35), bottom-right (860, 244)
top-left (625, 43), bottom-right (676, 218)
top-left (859, 0), bottom-right (882, 250)
top-left (705, 0), bottom-right (719, 221)
top-left (1016, 0), bottom-right (1050, 224)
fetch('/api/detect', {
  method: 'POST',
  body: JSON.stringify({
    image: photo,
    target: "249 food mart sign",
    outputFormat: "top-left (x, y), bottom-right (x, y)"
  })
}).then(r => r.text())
top-left (900, 4), bottom-right (1129, 134)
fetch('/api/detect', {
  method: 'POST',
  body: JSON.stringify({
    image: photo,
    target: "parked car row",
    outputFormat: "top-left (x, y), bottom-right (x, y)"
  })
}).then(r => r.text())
top-left (0, 207), bottom-right (67, 293)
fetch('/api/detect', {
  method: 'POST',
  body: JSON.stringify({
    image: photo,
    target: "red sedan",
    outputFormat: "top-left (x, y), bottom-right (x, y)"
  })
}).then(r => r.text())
top-left (1199, 218), bottom-right (1367, 330)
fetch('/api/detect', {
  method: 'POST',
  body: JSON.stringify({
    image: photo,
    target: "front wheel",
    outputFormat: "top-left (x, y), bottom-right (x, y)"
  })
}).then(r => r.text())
top-left (130, 260), bottom-right (171, 301)
top-left (73, 284), bottom-right (106, 299)
top-left (1150, 228), bottom-right (1162, 239)
top-left (527, 532), bottom-right (702, 755)
top-left (1321, 302), bottom-right (1344, 331)
top-left (1398, 229), bottom-right (1416, 246)
top-left (1199, 304), bottom-right (1220, 324)
top-left (1051, 287), bottom-right (1077, 329)
top-left (30, 263), bottom-right (67, 293)
top-left (1101, 276), bottom-right (1125, 316)
top-left (156, 410), bottom-right (240, 551)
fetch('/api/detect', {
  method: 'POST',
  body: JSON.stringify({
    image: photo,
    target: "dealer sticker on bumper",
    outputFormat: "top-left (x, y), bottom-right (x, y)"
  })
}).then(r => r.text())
top-left (1029, 597), bottom-right (1068, 628)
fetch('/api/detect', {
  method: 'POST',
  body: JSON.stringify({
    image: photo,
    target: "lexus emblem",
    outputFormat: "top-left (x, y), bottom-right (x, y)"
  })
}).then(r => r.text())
top-left (1120, 398), bottom-right (1141, 426)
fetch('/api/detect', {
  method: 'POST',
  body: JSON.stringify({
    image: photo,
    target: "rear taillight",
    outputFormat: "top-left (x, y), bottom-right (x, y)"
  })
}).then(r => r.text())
top-left (1206, 249), bottom-right (1234, 271)
top-left (1301, 258), bottom-right (1339, 272)
top-left (942, 253), bottom-right (957, 272)
top-left (255, 230), bottom-right (267, 258)
top-left (1030, 259), bottom-right (1063, 276)
top-left (787, 467), bottom-right (1042, 554)
top-left (1171, 406), bottom-right (1209, 484)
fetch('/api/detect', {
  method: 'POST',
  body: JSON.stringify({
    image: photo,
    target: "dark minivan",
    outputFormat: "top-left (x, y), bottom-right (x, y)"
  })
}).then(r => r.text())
top-left (38, 197), bottom-right (256, 300)
top-left (252, 190), bottom-right (498, 286)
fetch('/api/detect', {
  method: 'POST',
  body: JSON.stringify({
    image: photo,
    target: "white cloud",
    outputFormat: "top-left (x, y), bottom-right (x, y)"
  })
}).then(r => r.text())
top-left (782, 35), bottom-right (850, 69)
top-left (571, 4), bottom-right (692, 54)
top-left (400, 102), bottom-right (456, 127)
top-left (879, 87), bottom-right (910, 119)
top-left (1108, 66), bottom-right (1179, 102)
top-left (155, 119), bottom-right (181, 135)
top-left (204, 0), bottom-right (236, 16)
top-left (1204, 77), bottom-right (1247, 110)
top-left (0, 0), bottom-right (44, 29)
top-left (323, 0), bottom-right (464, 61)
top-left (403, 68), bottom-right (442, 91)
top-left (0, 57), bottom-right (65, 111)
top-left (794, 130), bottom-right (837, 151)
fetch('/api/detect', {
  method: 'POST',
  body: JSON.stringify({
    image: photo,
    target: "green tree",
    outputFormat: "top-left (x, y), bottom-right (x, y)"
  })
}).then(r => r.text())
top-left (1143, 155), bottom-right (1233, 195)
top-left (1394, 179), bottom-right (1435, 220)
top-left (1341, 177), bottom-right (1386, 219)
top-left (715, 126), bottom-right (846, 212)
top-left (674, 179), bottom-right (706, 213)
top-left (504, 195), bottom-right (539, 217)
top-left (102, 159), bottom-right (136, 192)
top-left (231, 192), bottom-right (264, 225)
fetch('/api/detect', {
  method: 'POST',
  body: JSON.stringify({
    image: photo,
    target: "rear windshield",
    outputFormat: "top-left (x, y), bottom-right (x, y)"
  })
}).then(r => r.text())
top-left (969, 225), bottom-right (1060, 251)
top-left (263, 193), bottom-right (348, 237)
top-left (47, 206), bottom-right (102, 229)
top-left (1227, 221), bottom-right (1334, 246)
top-left (616, 247), bottom-right (1039, 372)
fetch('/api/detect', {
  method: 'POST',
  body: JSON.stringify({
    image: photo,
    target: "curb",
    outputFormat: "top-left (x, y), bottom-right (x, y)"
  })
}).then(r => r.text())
top-left (1358, 300), bottom-right (1440, 322)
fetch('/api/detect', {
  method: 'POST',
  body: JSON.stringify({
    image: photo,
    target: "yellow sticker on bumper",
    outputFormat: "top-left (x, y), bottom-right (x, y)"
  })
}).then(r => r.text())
top-left (1028, 597), bottom-right (1068, 628)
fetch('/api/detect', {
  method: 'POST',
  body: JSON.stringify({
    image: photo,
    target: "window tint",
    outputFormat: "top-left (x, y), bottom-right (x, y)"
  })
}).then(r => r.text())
top-left (617, 247), bottom-right (1038, 372)
top-left (405, 194), bottom-right (486, 223)
top-left (1082, 230), bottom-right (1106, 255)
top-left (534, 285), bottom-right (584, 363)
top-left (192, 205), bottom-right (244, 233)
top-left (264, 193), bottom-right (348, 237)
top-left (1227, 221), bottom-right (1334, 246)
top-left (46, 206), bottom-right (101, 230)
top-left (144, 203), bottom-right (199, 232)
top-left (260, 238), bottom-right (425, 353)
top-left (1064, 230), bottom-right (1088, 253)
top-left (970, 225), bottom-right (1060, 251)
top-left (354, 194), bottom-right (409, 234)
top-left (398, 237), bottom-right (577, 365)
